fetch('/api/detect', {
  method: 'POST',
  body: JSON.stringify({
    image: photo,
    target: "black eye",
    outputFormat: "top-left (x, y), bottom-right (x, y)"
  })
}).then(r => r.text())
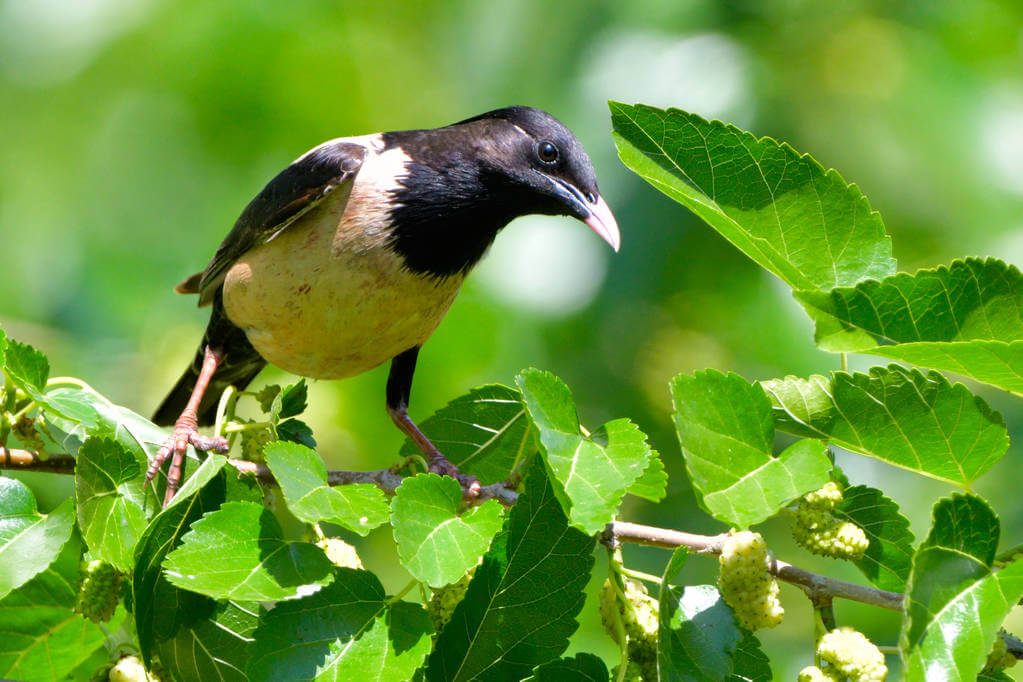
top-left (537, 140), bottom-right (558, 164)
top-left (585, 192), bottom-right (596, 203)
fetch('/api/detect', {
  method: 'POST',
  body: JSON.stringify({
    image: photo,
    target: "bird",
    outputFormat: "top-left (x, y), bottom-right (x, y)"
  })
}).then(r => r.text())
top-left (150, 106), bottom-right (619, 505)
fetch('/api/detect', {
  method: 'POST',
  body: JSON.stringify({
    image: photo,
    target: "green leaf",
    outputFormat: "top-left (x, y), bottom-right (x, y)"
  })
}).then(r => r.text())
top-left (872, 340), bottom-right (1023, 396)
top-left (426, 455), bottom-right (596, 681)
top-left (517, 369), bottom-right (652, 534)
top-left (399, 384), bottom-right (533, 485)
top-left (530, 653), bottom-right (609, 681)
top-left (279, 379), bottom-right (308, 419)
top-left (764, 367), bottom-right (1008, 486)
top-left (264, 380), bottom-right (309, 426)
top-left (249, 568), bottom-right (433, 681)
top-left (663, 545), bottom-right (689, 584)
top-left (155, 600), bottom-right (260, 682)
top-left (0, 328), bottom-right (7, 369)
top-left (256, 384), bottom-right (282, 413)
top-left (796, 259), bottom-right (1023, 395)
top-left (163, 501), bottom-right (333, 601)
top-left (391, 473), bottom-right (504, 587)
top-left (0, 532), bottom-right (106, 681)
top-left (659, 583), bottom-right (744, 682)
top-left (264, 441), bottom-right (388, 536)
top-left (930, 493), bottom-right (1001, 564)
top-left (133, 457), bottom-right (262, 679)
top-left (43, 385), bottom-right (210, 499)
top-left (610, 102), bottom-right (895, 291)
top-left (132, 455), bottom-right (229, 666)
top-left (800, 258), bottom-right (1023, 346)
top-left (278, 418), bottom-right (316, 447)
top-left (901, 494), bottom-right (1023, 681)
top-left (626, 450), bottom-right (668, 502)
top-left (44, 384), bottom-right (200, 481)
top-left (65, 644), bottom-right (114, 682)
top-left (75, 436), bottom-right (155, 571)
top-left (672, 370), bottom-right (832, 528)
top-left (4, 347), bottom-right (101, 431)
top-left (729, 633), bottom-right (772, 682)
top-left (0, 478), bottom-right (75, 600)
top-left (140, 462), bottom-right (263, 682)
top-left (3, 339), bottom-right (50, 401)
top-left (834, 485), bottom-right (915, 592)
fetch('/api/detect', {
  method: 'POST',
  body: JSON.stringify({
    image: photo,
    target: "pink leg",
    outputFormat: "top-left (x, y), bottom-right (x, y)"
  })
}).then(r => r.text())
top-left (387, 403), bottom-right (481, 499)
top-left (147, 346), bottom-right (230, 506)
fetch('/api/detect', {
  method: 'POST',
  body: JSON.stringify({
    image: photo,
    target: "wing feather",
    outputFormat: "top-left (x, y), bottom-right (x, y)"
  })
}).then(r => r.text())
top-left (194, 140), bottom-right (368, 306)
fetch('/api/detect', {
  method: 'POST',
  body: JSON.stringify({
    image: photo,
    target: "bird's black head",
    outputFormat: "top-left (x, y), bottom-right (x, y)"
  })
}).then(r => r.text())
top-left (457, 106), bottom-right (619, 251)
top-left (383, 106), bottom-right (619, 278)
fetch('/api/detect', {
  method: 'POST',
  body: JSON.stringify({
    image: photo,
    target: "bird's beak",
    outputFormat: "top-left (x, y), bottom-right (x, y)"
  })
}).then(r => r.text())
top-left (537, 171), bottom-right (621, 252)
top-left (584, 194), bottom-right (620, 252)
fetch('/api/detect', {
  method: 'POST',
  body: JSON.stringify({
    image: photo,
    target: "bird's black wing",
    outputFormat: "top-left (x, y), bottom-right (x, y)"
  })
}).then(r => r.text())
top-left (192, 140), bottom-right (368, 306)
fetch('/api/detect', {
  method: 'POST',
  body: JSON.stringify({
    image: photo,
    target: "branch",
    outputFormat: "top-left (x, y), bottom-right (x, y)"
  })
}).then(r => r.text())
top-left (0, 447), bottom-right (520, 506)
top-left (0, 447), bottom-right (76, 474)
top-left (602, 521), bottom-right (905, 612)
top-left (0, 449), bottom-right (922, 618)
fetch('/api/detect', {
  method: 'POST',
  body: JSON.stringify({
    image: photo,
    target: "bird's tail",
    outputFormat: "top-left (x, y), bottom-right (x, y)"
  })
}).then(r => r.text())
top-left (152, 298), bottom-right (267, 426)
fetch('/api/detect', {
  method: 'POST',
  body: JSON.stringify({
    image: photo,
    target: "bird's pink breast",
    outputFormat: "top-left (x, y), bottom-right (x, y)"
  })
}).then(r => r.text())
top-left (222, 152), bottom-right (464, 379)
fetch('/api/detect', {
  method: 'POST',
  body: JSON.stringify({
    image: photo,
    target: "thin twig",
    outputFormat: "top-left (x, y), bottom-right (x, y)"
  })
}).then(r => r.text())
top-left (0, 447), bottom-right (76, 474)
top-left (601, 521), bottom-right (905, 612)
top-left (0, 447), bottom-right (520, 506)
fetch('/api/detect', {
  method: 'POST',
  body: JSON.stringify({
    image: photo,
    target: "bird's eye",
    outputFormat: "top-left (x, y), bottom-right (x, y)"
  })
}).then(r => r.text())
top-left (586, 191), bottom-right (596, 203)
top-left (537, 140), bottom-right (559, 164)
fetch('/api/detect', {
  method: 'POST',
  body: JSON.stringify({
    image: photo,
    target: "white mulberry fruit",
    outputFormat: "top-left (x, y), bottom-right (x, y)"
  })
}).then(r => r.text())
top-left (817, 627), bottom-right (887, 682)
top-left (793, 484), bottom-right (868, 560)
top-left (108, 655), bottom-right (161, 682)
top-left (718, 531), bottom-right (784, 631)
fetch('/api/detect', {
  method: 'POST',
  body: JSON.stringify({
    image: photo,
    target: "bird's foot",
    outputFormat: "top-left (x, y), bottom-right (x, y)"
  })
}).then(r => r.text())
top-left (147, 416), bottom-right (229, 506)
top-left (427, 453), bottom-right (481, 500)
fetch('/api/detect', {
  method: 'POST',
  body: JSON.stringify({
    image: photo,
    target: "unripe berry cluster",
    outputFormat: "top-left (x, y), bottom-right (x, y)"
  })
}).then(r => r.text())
top-left (799, 627), bottom-right (887, 681)
top-left (12, 413), bottom-right (45, 451)
top-left (76, 560), bottom-right (122, 624)
top-left (427, 570), bottom-right (475, 633)
top-left (610, 660), bottom-right (645, 681)
top-left (792, 483), bottom-right (868, 560)
top-left (238, 419), bottom-right (273, 461)
top-left (599, 577), bottom-right (658, 680)
top-left (316, 537), bottom-right (363, 570)
top-left (717, 531), bottom-right (784, 631)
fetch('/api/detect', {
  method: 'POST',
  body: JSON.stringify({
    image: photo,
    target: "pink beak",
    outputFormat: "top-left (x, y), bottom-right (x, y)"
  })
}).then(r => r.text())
top-left (584, 194), bottom-right (620, 252)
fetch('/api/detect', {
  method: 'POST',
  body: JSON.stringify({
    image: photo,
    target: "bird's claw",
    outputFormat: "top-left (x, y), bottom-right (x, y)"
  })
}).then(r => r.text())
top-left (189, 432), bottom-right (230, 454)
top-left (147, 418), bottom-right (229, 506)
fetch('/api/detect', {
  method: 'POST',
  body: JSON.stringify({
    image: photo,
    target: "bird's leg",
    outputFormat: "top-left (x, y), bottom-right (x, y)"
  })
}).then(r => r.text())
top-left (387, 348), bottom-right (481, 499)
top-left (147, 345), bottom-right (230, 506)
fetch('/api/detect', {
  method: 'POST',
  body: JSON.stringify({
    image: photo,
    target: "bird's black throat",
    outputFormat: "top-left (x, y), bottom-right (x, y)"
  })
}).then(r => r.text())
top-left (381, 129), bottom-right (551, 279)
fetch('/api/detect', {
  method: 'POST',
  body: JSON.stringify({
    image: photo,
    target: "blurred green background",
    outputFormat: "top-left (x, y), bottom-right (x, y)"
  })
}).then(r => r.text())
top-left (4, 0), bottom-right (1023, 677)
